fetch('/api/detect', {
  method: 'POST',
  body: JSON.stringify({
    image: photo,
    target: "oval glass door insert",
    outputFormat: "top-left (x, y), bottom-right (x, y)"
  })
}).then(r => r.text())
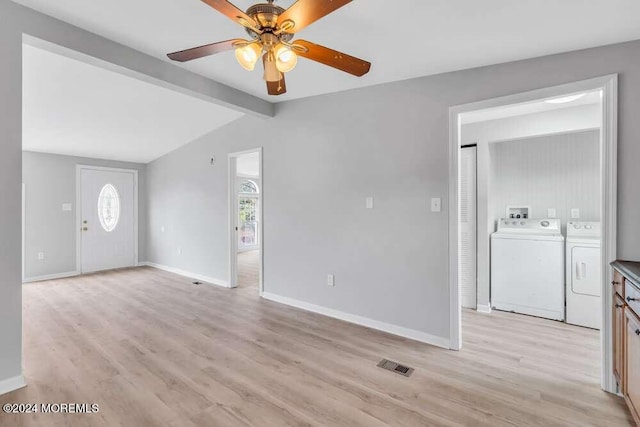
top-left (98, 183), bottom-right (120, 232)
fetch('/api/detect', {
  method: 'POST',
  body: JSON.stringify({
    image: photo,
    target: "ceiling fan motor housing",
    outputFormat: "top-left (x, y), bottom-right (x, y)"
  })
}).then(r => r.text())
top-left (245, 2), bottom-right (293, 42)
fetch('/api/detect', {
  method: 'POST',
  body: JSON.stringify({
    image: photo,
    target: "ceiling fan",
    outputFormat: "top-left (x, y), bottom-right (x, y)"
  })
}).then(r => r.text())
top-left (167, 0), bottom-right (371, 96)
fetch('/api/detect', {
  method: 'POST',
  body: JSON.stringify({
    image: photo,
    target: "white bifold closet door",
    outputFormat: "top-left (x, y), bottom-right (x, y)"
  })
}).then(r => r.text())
top-left (460, 146), bottom-right (477, 309)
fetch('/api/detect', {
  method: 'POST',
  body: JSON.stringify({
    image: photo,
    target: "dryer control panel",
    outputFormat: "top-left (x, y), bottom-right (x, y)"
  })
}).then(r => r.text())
top-left (567, 221), bottom-right (601, 238)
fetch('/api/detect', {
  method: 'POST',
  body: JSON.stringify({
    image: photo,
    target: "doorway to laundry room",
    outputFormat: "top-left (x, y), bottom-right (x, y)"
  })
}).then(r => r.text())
top-left (451, 76), bottom-right (618, 393)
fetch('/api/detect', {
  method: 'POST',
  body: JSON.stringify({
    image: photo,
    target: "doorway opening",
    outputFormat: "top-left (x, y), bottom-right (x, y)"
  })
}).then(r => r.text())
top-left (449, 75), bottom-right (618, 393)
top-left (229, 148), bottom-right (263, 293)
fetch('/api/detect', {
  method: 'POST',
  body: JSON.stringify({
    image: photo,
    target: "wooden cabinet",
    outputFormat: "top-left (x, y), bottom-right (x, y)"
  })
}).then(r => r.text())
top-left (615, 293), bottom-right (626, 386)
top-left (625, 308), bottom-right (640, 425)
top-left (613, 261), bottom-right (640, 426)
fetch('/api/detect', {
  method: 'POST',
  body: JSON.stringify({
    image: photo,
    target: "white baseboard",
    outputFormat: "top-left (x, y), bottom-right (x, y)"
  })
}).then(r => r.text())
top-left (23, 271), bottom-right (80, 284)
top-left (142, 262), bottom-right (230, 289)
top-left (476, 303), bottom-right (492, 314)
top-left (0, 375), bottom-right (26, 396)
top-left (262, 292), bottom-right (450, 349)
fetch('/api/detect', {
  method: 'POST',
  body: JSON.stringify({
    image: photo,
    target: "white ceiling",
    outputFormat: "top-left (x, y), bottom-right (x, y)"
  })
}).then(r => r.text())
top-left (461, 91), bottom-right (602, 124)
top-left (12, 1), bottom-right (640, 102)
top-left (23, 44), bottom-right (244, 163)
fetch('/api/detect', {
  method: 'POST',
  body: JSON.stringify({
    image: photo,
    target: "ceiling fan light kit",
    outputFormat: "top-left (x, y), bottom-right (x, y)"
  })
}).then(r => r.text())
top-left (167, 0), bottom-right (371, 95)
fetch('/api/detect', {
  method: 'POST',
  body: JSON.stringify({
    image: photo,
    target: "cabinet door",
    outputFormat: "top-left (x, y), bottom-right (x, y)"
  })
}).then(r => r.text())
top-left (615, 294), bottom-right (625, 387)
top-left (614, 270), bottom-right (625, 297)
top-left (624, 309), bottom-right (640, 425)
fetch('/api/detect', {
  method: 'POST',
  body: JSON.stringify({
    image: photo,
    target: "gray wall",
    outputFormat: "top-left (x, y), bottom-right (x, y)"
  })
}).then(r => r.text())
top-left (491, 130), bottom-right (600, 234)
top-left (147, 39), bottom-right (640, 343)
top-left (0, 0), bottom-right (24, 385)
top-left (22, 151), bottom-right (146, 279)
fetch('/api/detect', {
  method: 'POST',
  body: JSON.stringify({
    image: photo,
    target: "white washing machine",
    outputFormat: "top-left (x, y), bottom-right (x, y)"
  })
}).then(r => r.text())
top-left (491, 218), bottom-right (565, 321)
top-left (566, 221), bottom-right (601, 329)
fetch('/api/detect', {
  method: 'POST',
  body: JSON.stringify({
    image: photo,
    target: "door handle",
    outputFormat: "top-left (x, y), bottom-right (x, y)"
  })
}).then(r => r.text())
top-left (627, 297), bottom-right (637, 302)
top-left (636, 329), bottom-right (640, 336)
top-left (615, 304), bottom-right (624, 308)
top-left (612, 280), bottom-right (620, 286)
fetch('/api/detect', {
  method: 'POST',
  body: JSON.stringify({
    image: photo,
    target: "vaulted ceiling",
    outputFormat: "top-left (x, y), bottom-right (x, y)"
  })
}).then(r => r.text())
top-left (23, 44), bottom-right (243, 163)
top-left (13, 0), bottom-right (640, 102)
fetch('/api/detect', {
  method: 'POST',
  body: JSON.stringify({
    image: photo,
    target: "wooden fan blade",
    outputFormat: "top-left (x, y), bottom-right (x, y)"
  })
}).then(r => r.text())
top-left (200, 0), bottom-right (259, 29)
top-left (278, 0), bottom-right (352, 33)
top-left (294, 40), bottom-right (371, 77)
top-left (167, 39), bottom-right (244, 62)
top-left (267, 75), bottom-right (287, 96)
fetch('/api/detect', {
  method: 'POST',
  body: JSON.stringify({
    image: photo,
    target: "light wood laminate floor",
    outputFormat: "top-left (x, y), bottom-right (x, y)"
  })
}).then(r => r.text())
top-left (0, 267), bottom-right (633, 426)
top-left (237, 250), bottom-right (259, 290)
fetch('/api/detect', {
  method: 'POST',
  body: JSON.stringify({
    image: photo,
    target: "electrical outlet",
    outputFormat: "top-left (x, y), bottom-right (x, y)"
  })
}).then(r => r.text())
top-left (177, 247), bottom-right (182, 256)
top-left (431, 198), bottom-right (441, 212)
top-left (571, 208), bottom-right (580, 219)
top-left (61, 203), bottom-right (72, 212)
top-left (547, 208), bottom-right (557, 218)
top-left (366, 197), bottom-right (374, 209)
top-left (161, 225), bottom-right (165, 233)
top-left (37, 252), bottom-right (45, 261)
top-left (327, 274), bottom-right (335, 287)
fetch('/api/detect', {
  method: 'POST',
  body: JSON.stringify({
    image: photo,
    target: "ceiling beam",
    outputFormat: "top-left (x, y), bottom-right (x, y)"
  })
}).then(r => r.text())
top-left (14, 2), bottom-right (274, 118)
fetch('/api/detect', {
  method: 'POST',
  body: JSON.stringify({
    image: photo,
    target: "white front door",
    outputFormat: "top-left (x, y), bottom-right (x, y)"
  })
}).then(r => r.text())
top-left (80, 168), bottom-right (136, 273)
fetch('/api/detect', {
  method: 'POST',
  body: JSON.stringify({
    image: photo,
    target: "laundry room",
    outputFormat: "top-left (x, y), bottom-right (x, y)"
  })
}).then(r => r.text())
top-left (458, 89), bottom-right (604, 332)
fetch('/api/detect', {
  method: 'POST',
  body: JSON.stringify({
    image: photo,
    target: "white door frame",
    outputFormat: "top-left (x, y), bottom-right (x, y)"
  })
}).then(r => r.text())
top-left (228, 148), bottom-right (264, 294)
top-left (75, 165), bottom-right (139, 273)
top-left (448, 75), bottom-right (618, 393)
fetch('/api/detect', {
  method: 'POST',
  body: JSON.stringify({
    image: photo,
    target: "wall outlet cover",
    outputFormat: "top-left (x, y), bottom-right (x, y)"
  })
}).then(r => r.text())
top-left (37, 252), bottom-right (45, 261)
top-left (366, 197), bottom-right (374, 209)
top-left (327, 274), bottom-right (335, 287)
top-left (62, 203), bottom-right (72, 211)
top-left (547, 208), bottom-right (557, 218)
top-left (571, 208), bottom-right (580, 219)
top-left (431, 198), bottom-right (442, 212)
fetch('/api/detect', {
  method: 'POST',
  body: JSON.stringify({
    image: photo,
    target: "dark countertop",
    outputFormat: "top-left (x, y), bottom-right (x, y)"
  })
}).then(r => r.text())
top-left (611, 260), bottom-right (640, 287)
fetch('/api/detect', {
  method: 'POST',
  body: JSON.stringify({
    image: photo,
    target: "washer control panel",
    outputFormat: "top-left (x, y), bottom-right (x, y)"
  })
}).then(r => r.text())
top-left (497, 218), bottom-right (561, 234)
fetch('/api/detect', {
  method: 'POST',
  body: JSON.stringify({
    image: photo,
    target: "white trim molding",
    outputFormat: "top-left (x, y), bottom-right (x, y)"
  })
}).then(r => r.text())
top-left (23, 271), bottom-right (80, 284)
top-left (142, 262), bottom-right (230, 289)
top-left (448, 75), bottom-right (618, 392)
top-left (476, 303), bottom-right (492, 314)
top-left (0, 375), bottom-right (26, 396)
top-left (262, 292), bottom-right (451, 349)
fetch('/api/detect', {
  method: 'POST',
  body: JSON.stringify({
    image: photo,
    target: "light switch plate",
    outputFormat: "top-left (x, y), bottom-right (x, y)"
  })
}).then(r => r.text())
top-left (547, 208), bottom-right (557, 218)
top-left (571, 208), bottom-right (580, 219)
top-left (431, 198), bottom-right (441, 212)
top-left (366, 197), bottom-right (374, 209)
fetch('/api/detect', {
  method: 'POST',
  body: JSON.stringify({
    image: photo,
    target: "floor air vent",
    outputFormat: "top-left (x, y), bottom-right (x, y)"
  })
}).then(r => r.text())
top-left (377, 359), bottom-right (414, 377)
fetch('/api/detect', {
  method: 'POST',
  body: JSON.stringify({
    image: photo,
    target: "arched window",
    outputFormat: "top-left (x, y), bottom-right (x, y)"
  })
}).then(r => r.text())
top-left (238, 179), bottom-right (259, 248)
top-left (98, 184), bottom-right (120, 232)
top-left (239, 179), bottom-right (259, 194)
